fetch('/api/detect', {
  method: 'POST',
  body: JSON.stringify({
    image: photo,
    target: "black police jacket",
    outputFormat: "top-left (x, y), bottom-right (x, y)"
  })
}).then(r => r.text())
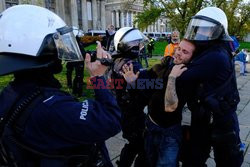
top-left (0, 76), bottom-right (121, 167)
top-left (176, 43), bottom-right (240, 125)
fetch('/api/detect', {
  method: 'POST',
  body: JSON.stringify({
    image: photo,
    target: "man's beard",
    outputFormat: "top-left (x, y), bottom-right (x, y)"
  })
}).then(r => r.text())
top-left (172, 38), bottom-right (179, 44)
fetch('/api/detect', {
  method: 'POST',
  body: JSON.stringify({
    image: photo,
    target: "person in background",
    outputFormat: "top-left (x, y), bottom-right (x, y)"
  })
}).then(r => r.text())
top-left (164, 30), bottom-right (180, 57)
top-left (166, 33), bottom-right (172, 44)
top-left (234, 49), bottom-right (248, 76)
top-left (229, 35), bottom-right (240, 55)
top-left (0, 5), bottom-right (121, 167)
top-left (147, 37), bottom-right (155, 58)
top-left (66, 29), bottom-right (98, 97)
top-left (66, 61), bottom-right (85, 96)
top-left (245, 49), bottom-right (250, 62)
top-left (105, 24), bottom-right (116, 52)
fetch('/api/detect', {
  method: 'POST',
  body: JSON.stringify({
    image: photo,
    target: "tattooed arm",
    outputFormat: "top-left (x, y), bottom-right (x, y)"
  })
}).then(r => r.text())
top-left (165, 64), bottom-right (187, 112)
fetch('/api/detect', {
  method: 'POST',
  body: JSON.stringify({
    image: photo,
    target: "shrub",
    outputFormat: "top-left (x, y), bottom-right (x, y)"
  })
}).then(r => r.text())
top-left (80, 36), bottom-right (103, 44)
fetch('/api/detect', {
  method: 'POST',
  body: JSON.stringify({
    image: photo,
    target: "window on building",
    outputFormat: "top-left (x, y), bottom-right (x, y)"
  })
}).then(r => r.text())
top-left (87, 1), bottom-right (92, 20)
top-left (77, 0), bottom-right (83, 29)
top-left (45, 0), bottom-right (56, 12)
top-left (124, 12), bottom-right (127, 26)
top-left (128, 12), bottom-right (132, 27)
top-left (5, 0), bottom-right (18, 9)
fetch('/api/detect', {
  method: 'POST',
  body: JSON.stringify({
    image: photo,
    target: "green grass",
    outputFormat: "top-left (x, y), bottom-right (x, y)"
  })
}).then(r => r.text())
top-left (239, 42), bottom-right (250, 51)
top-left (152, 41), bottom-right (168, 56)
top-left (84, 44), bottom-right (97, 51)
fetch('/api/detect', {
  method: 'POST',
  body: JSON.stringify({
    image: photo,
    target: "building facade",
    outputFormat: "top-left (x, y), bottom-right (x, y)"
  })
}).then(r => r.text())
top-left (0, 0), bottom-right (170, 33)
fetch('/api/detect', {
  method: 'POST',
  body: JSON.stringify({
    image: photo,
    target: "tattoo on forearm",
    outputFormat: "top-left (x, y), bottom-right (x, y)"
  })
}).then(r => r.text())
top-left (165, 76), bottom-right (178, 111)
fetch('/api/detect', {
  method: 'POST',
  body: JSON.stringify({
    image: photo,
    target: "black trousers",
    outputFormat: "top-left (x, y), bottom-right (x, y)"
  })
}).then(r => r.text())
top-left (66, 62), bottom-right (84, 97)
top-left (118, 112), bottom-right (149, 167)
top-left (182, 112), bottom-right (243, 167)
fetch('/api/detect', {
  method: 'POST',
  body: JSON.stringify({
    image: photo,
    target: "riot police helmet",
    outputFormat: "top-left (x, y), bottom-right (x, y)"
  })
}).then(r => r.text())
top-left (113, 27), bottom-right (148, 59)
top-left (184, 7), bottom-right (233, 41)
top-left (0, 5), bottom-right (83, 76)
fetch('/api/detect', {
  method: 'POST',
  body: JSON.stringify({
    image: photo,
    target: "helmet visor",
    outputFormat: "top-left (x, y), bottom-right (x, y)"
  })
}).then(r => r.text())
top-left (124, 38), bottom-right (148, 53)
top-left (122, 32), bottom-right (148, 51)
top-left (184, 17), bottom-right (224, 41)
top-left (53, 26), bottom-right (83, 61)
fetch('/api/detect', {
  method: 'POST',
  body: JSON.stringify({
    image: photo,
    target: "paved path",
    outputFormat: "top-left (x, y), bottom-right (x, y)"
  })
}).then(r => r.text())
top-left (107, 63), bottom-right (250, 167)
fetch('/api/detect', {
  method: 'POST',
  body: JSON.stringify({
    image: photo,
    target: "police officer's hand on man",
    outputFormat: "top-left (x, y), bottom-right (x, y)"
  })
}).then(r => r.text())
top-left (169, 64), bottom-right (187, 78)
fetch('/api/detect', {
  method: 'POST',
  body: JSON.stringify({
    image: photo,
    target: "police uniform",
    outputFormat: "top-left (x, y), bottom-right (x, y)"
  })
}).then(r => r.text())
top-left (176, 7), bottom-right (244, 167)
top-left (147, 39), bottom-right (154, 58)
top-left (0, 75), bottom-right (121, 167)
top-left (0, 5), bottom-right (122, 167)
top-left (105, 27), bottom-right (150, 167)
top-left (106, 57), bottom-right (148, 167)
top-left (177, 42), bottom-right (243, 167)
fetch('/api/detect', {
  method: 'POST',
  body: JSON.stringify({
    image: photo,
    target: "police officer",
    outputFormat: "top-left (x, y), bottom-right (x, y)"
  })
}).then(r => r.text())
top-left (104, 24), bottom-right (116, 52)
top-left (169, 7), bottom-right (243, 167)
top-left (106, 27), bottom-right (149, 167)
top-left (66, 61), bottom-right (85, 96)
top-left (0, 5), bottom-right (121, 167)
top-left (147, 37), bottom-right (155, 58)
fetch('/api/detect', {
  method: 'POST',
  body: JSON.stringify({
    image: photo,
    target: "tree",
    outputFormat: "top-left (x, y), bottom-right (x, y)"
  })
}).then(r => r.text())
top-left (135, 0), bottom-right (207, 36)
top-left (230, 2), bottom-right (250, 39)
top-left (135, 0), bottom-right (250, 39)
top-left (214, 0), bottom-right (250, 39)
top-left (135, 7), bottom-right (163, 30)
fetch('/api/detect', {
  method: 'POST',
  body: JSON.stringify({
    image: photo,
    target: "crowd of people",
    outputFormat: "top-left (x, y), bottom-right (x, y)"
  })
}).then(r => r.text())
top-left (0, 4), bottom-right (246, 167)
